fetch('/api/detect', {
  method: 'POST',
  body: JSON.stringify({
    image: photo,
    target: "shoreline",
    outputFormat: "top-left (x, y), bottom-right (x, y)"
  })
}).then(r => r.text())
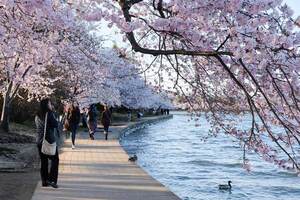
top-left (31, 114), bottom-right (180, 200)
top-left (118, 115), bottom-right (173, 139)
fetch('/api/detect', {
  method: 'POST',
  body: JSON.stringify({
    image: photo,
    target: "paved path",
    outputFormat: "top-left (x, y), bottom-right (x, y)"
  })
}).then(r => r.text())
top-left (31, 119), bottom-right (180, 200)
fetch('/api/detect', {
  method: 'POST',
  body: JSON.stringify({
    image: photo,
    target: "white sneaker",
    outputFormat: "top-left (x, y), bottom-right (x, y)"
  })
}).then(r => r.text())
top-left (72, 144), bottom-right (75, 149)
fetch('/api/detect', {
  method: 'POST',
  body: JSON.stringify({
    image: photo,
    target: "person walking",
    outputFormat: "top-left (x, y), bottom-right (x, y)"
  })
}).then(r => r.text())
top-left (81, 109), bottom-right (88, 128)
top-left (66, 103), bottom-right (81, 149)
top-left (87, 104), bottom-right (98, 140)
top-left (35, 98), bottom-right (60, 188)
top-left (101, 105), bottom-right (111, 140)
top-left (62, 104), bottom-right (70, 135)
top-left (127, 109), bottom-right (132, 122)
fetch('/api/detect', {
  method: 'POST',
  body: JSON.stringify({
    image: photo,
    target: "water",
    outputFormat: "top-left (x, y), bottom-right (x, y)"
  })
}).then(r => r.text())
top-left (120, 112), bottom-right (300, 200)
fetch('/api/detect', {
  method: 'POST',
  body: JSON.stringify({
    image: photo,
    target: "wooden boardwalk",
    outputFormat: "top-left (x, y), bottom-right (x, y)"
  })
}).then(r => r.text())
top-left (31, 117), bottom-right (180, 200)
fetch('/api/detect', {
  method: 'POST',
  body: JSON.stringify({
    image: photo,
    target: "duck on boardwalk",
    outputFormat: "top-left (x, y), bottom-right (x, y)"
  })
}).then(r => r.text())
top-left (218, 181), bottom-right (232, 190)
top-left (128, 155), bottom-right (138, 162)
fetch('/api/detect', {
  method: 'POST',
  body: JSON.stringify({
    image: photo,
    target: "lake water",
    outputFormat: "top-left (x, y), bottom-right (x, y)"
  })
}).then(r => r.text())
top-left (120, 112), bottom-right (300, 200)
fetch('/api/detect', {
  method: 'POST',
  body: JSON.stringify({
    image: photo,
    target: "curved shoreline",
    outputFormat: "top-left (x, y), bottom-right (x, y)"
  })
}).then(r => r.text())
top-left (118, 115), bottom-right (173, 139)
top-left (31, 114), bottom-right (180, 200)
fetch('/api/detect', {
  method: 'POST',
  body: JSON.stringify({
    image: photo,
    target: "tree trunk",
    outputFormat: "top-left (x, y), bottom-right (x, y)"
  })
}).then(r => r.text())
top-left (0, 94), bottom-right (10, 132)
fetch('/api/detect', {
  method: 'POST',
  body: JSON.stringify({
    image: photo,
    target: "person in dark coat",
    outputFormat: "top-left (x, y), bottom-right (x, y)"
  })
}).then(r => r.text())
top-left (66, 103), bottom-right (81, 149)
top-left (81, 111), bottom-right (88, 128)
top-left (87, 104), bottom-right (98, 140)
top-left (35, 98), bottom-right (59, 188)
top-left (101, 105), bottom-right (111, 140)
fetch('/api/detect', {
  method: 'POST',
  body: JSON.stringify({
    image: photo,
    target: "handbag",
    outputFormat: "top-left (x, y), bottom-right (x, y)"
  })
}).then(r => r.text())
top-left (41, 112), bottom-right (57, 156)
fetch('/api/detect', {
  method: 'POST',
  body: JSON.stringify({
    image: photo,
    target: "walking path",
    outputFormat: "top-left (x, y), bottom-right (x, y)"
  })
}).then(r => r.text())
top-left (31, 116), bottom-right (180, 200)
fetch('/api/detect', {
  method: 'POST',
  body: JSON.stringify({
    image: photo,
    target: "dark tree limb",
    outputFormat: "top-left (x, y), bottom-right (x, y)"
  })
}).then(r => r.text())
top-left (119, 0), bottom-right (233, 57)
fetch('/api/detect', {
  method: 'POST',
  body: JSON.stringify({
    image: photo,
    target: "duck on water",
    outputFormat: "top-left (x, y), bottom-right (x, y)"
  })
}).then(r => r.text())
top-left (218, 181), bottom-right (232, 190)
top-left (128, 155), bottom-right (138, 162)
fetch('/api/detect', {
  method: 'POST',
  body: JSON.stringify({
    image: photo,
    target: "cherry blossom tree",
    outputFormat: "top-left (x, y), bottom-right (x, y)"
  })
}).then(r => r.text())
top-left (101, 48), bottom-right (172, 109)
top-left (54, 31), bottom-right (121, 109)
top-left (78, 0), bottom-right (300, 171)
top-left (0, 0), bottom-right (172, 133)
top-left (0, 0), bottom-right (77, 131)
top-left (3, 0), bottom-right (299, 172)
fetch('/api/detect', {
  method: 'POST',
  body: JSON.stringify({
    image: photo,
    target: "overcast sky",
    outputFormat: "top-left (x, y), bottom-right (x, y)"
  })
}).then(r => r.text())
top-left (285, 0), bottom-right (300, 16)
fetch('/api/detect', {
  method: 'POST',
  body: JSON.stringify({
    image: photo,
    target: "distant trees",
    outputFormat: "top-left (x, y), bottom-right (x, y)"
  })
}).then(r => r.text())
top-left (101, 49), bottom-right (172, 110)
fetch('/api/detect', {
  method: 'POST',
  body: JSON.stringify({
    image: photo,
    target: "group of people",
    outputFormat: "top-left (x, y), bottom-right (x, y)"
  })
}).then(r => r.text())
top-left (34, 98), bottom-right (111, 188)
top-left (63, 103), bottom-right (112, 149)
top-left (160, 108), bottom-right (170, 115)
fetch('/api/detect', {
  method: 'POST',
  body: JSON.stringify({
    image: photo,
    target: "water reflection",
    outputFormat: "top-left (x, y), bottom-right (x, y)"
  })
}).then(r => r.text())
top-left (121, 112), bottom-right (300, 200)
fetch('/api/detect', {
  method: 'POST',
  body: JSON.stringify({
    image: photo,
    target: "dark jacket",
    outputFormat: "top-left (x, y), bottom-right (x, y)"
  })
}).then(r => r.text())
top-left (35, 111), bottom-right (59, 146)
top-left (87, 106), bottom-right (98, 122)
top-left (67, 107), bottom-right (81, 125)
top-left (101, 110), bottom-right (111, 127)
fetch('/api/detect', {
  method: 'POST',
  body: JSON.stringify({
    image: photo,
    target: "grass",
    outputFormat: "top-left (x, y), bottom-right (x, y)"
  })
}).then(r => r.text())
top-left (111, 112), bottom-right (129, 123)
top-left (9, 122), bottom-right (35, 137)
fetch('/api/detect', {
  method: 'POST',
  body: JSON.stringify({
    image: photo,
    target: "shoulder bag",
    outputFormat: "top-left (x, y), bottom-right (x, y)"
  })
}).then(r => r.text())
top-left (41, 112), bottom-right (57, 156)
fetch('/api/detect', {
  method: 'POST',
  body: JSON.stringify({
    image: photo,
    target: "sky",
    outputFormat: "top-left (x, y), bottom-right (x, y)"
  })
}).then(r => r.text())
top-left (285, 0), bottom-right (300, 16)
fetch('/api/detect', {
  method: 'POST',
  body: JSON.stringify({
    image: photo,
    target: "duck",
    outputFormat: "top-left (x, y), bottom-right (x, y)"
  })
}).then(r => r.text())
top-left (128, 155), bottom-right (138, 162)
top-left (218, 181), bottom-right (232, 190)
